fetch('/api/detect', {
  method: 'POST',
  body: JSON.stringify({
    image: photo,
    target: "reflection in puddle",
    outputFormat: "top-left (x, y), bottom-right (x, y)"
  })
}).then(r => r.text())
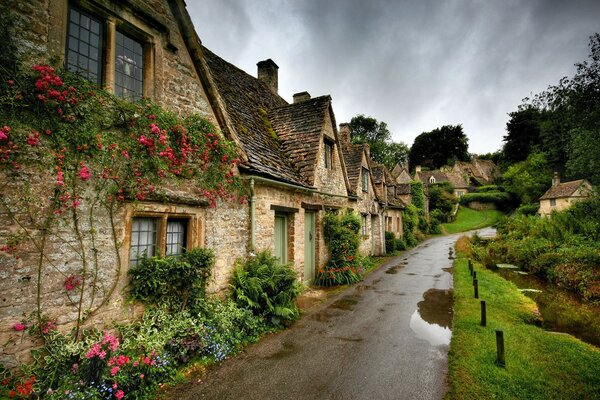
top-left (409, 289), bottom-right (453, 346)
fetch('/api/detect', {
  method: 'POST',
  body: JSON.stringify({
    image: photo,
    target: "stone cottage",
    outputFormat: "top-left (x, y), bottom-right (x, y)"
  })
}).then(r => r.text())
top-left (414, 165), bottom-right (469, 199)
top-left (371, 164), bottom-right (405, 239)
top-left (538, 173), bottom-right (593, 217)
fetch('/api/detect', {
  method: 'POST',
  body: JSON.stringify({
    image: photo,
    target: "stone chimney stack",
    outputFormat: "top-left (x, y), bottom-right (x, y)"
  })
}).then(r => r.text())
top-left (415, 165), bottom-right (422, 173)
top-left (257, 59), bottom-right (278, 95)
top-left (293, 91), bottom-right (311, 103)
top-left (339, 123), bottom-right (351, 144)
top-left (552, 171), bottom-right (560, 186)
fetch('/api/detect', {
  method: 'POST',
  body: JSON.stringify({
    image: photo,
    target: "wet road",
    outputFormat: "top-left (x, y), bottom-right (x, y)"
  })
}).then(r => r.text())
top-left (173, 234), bottom-right (465, 400)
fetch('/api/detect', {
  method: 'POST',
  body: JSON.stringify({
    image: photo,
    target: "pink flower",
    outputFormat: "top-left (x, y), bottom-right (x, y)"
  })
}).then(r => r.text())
top-left (110, 366), bottom-right (120, 376)
top-left (137, 135), bottom-right (153, 147)
top-left (64, 274), bottom-right (82, 291)
top-left (56, 171), bottom-right (64, 186)
top-left (139, 374), bottom-right (144, 379)
top-left (27, 135), bottom-right (40, 146)
top-left (132, 361), bottom-right (139, 367)
top-left (115, 389), bottom-right (124, 400)
top-left (86, 343), bottom-right (101, 359)
top-left (78, 165), bottom-right (91, 181)
top-left (13, 323), bottom-right (26, 331)
top-left (121, 150), bottom-right (130, 159)
top-left (150, 123), bottom-right (161, 135)
top-left (71, 363), bottom-right (78, 373)
top-left (71, 200), bottom-right (81, 208)
top-left (148, 115), bottom-right (156, 120)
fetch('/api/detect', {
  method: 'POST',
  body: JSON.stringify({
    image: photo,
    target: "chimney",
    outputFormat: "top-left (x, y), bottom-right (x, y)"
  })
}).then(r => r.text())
top-left (415, 165), bottom-right (422, 173)
top-left (293, 91), bottom-right (311, 103)
top-left (552, 171), bottom-right (560, 186)
top-left (257, 59), bottom-right (278, 94)
top-left (338, 123), bottom-right (351, 144)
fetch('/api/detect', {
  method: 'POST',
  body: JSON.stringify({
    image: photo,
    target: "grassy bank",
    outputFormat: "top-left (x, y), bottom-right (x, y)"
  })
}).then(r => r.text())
top-left (446, 237), bottom-right (600, 400)
top-left (442, 207), bottom-right (504, 234)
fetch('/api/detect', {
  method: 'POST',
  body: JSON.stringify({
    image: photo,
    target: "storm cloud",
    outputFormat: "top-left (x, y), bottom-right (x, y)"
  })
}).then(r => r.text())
top-left (188, 0), bottom-right (600, 154)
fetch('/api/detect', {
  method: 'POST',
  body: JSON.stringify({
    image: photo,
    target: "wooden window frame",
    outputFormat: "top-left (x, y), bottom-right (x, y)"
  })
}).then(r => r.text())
top-left (361, 167), bottom-right (369, 193)
top-left (324, 140), bottom-right (334, 169)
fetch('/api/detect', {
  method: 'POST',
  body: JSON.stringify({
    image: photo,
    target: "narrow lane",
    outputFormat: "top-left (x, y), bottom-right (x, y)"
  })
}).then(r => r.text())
top-left (173, 234), bottom-right (464, 400)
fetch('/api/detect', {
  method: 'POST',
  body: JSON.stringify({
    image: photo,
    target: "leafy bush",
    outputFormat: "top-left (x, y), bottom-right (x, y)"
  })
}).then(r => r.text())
top-left (459, 191), bottom-right (512, 209)
top-left (385, 231), bottom-right (395, 253)
top-left (231, 251), bottom-right (301, 326)
top-left (475, 185), bottom-right (505, 193)
top-left (129, 248), bottom-right (214, 311)
top-left (516, 203), bottom-right (539, 216)
top-left (394, 237), bottom-right (407, 251)
top-left (316, 211), bottom-right (364, 286)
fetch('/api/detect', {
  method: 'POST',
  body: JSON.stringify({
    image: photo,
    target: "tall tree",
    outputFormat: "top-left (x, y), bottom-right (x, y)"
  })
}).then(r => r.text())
top-left (502, 106), bottom-right (543, 164)
top-left (349, 115), bottom-right (409, 169)
top-left (408, 125), bottom-right (470, 170)
top-left (503, 152), bottom-right (552, 204)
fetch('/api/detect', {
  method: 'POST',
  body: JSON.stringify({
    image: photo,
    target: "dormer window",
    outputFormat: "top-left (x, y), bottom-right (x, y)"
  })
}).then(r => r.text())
top-left (362, 167), bottom-right (369, 192)
top-left (429, 176), bottom-right (436, 184)
top-left (324, 140), bottom-right (333, 169)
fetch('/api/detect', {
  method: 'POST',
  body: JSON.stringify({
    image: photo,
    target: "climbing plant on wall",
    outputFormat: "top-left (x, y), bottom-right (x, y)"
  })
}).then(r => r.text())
top-left (0, 64), bottom-right (243, 339)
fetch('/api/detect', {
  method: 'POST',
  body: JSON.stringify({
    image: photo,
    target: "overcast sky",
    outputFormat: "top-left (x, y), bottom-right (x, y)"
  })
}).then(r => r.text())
top-left (187, 0), bottom-right (600, 154)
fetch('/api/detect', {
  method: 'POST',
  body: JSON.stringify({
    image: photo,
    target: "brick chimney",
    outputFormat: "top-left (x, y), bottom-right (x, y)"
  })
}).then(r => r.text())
top-left (339, 123), bottom-right (351, 144)
top-left (257, 59), bottom-right (278, 95)
top-left (552, 171), bottom-right (560, 186)
top-left (293, 91), bottom-right (311, 103)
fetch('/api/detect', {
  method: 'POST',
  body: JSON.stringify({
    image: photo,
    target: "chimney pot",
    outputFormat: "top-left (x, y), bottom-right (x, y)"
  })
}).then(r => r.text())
top-left (293, 91), bottom-right (311, 103)
top-left (338, 123), bottom-right (351, 144)
top-left (257, 59), bottom-right (279, 94)
top-left (416, 165), bottom-right (422, 173)
top-left (552, 172), bottom-right (560, 186)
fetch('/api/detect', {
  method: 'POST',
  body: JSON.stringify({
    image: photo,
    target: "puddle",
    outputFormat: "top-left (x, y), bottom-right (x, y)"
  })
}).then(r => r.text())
top-left (386, 264), bottom-right (404, 274)
top-left (372, 277), bottom-right (383, 284)
top-left (405, 272), bottom-right (417, 276)
top-left (409, 288), bottom-right (453, 346)
top-left (265, 341), bottom-right (297, 360)
top-left (335, 336), bottom-right (363, 342)
top-left (312, 309), bottom-right (339, 322)
top-left (329, 295), bottom-right (360, 311)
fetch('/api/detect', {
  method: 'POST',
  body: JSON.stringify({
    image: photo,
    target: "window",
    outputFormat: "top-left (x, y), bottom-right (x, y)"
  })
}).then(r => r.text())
top-left (65, 5), bottom-right (149, 101)
top-left (66, 7), bottom-right (103, 84)
top-left (115, 31), bottom-right (144, 100)
top-left (397, 217), bottom-right (401, 232)
top-left (361, 214), bottom-right (368, 236)
top-left (361, 167), bottom-right (369, 192)
top-left (130, 216), bottom-right (189, 265)
top-left (550, 199), bottom-right (556, 207)
top-left (429, 176), bottom-right (436, 184)
top-left (324, 141), bottom-right (333, 169)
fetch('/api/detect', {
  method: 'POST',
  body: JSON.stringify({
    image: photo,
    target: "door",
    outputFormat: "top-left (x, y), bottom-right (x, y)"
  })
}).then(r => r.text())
top-left (304, 212), bottom-right (316, 283)
top-left (274, 214), bottom-right (288, 264)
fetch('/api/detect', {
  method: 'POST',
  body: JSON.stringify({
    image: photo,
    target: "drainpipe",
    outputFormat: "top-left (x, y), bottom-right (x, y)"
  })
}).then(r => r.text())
top-left (249, 178), bottom-right (256, 251)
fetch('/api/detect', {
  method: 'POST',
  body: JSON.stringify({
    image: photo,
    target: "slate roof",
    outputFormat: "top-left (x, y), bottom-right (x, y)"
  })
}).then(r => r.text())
top-left (342, 143), bottom-right (367, 195)
top-left (396, 183), bottom-right (412, 195)
top-left (201, 46), bottom-right (310, 187)
top-left (415, 170), bottom-right (468, 189)
top-left (540, 180), bottom-right (590, 200)
top-left (270, 96), bottom-right (332, 186)
top-left (386, 186), bottom-right (406, 208)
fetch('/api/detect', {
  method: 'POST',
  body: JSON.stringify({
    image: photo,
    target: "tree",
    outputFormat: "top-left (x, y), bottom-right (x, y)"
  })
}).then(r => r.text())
top-left (502, 106), bottom-right (543, 164)
top-left (348, 115), bottom-right (409, 169)
top-left (408, 125), bottom-right (470, 170)
top-left (502, 152), bottom-right (552, 204)
top-left (566, 128), bottom-right (600, 186)
top-left (428, 182), bottom-right (458, 222)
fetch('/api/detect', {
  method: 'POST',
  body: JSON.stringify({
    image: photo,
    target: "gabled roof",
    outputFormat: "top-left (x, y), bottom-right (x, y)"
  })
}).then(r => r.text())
top-left (386, 186), bottom-right (406, 208)
top-left (269, 96), bottom-right (332, 186)
top-left (342, 143), bottom-right (369, 196)
top-left (396, 183), bottom-right (412, 195)
top-left (200, 46), bottom-right (310, 187)
top-left (415, 170), bottom-right (468, 189)
top-left (540, 179), bottom-right (591, 200)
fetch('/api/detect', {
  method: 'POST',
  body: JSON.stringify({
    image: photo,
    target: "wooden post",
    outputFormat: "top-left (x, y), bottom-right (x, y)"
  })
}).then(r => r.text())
top-left (474, 279), bottom-right (479, 299)
top-left (496, 330), bottom-right (506, 367)
top-left (481, 300), bottom-right (486, 326)
top-left (468, 259), bottom-right (473, 275)
top-left (473, 271), bottom-right (477, 283)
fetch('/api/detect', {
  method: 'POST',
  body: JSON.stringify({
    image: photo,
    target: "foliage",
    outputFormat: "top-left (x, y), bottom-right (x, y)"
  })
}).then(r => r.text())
top-left (348, 114), bottom-right (409, 169)
top-left (501, 106), bottom-right (544, 164)
top-left (515, 203), bottom-right (540, 216)
top-left (472, 195), bottom-right (600, 300)
top-left (128, 248), bottom-right (214, 311)
top-left (566, 127), bottom-right (600, 186)
top-left (428, 182), bottom-right (457, 223)
top-left (408, 125), bottom-right (470, 171)
top-left (442, 207), bottom-right (504, 234)
top-left (458, 192), bottom-right (512, 209)
top-left (402, 204), bottom-right (420, 248)
top-left (316, 211), bottom-right (364, 286)
top-left (502, 152), bottom-right (552, 204)
top-left (475, 185), bottom-right (504, 193)
top-left (447, 255), bottom-right (600, 400)
top-left (385, 231), bottom-right (395, 254)
top-left (231, 251), bottom-right (301, 326)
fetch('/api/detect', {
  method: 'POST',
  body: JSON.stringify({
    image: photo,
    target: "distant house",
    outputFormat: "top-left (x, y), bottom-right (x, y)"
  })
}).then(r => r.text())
top-left (538, 173), bottom-right (593, 217)
top-left (452, 158), bottom-right (499, 186)
top-left (413, 166), bottom-right (469, 199)
top-left (371, 164), bottom-right (405, 239)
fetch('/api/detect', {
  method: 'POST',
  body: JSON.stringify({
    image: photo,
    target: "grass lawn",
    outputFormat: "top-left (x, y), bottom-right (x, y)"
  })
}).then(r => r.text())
top-left (446, 238), bottom-right (600, 400)
top-left (442, 206), bottom-right (504, 234)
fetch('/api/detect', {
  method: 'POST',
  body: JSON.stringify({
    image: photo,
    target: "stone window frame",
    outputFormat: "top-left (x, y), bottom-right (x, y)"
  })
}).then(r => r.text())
top-left (429, 176), bottom-right (436, 184)
top-left (361, 214), bottom-right (368, 237)
top-left (361, 167), bottom-right (369, 193)
top-left (550, 198), bottom-right (556, 207)
top-left (128, 212), bottom-right (195, 266)
top-left (65, 3), bottom-right (155, 101)
top-left (324, 140), bottom-right (334, 169)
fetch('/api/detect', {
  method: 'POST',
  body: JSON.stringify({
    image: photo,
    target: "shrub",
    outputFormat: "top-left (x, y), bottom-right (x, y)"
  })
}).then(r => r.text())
top-left (516, 203), bottom-right (539, 216)
top-left (459, 191), bottom-right (512, 210)
top-left (316, 211), bottom-right (364, 286)
top-left (231, 251), bottom-right (301, 326)
top-left (394, 238), bottom-right (407, 251)
top-left (385, 231), bottom-right (395, 253)
top-left (475, 185), bottom-right (505, 193)
top-left (128, 248), bottom-right (214, 311)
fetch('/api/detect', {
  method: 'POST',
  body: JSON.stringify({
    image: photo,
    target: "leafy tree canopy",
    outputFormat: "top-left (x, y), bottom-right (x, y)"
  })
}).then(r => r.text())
top-left (503, 152), bottom-right (552, 204)
top-left (408, 124), bottom-right (470, 170)
top-left (349, 114), bottom-right (409, 170)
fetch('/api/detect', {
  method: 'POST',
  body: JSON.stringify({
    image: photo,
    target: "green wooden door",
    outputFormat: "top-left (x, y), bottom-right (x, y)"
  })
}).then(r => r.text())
top-left (274, 214), bottom-right (288, 264)
top-left (304, 212), bottom-right (316, 283)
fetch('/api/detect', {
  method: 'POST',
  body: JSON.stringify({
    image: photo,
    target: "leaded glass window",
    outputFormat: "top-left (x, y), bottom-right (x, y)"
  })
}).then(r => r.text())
top-left (115, 31), bottom-right (144, 100)
top-left (66, 7), bottom-right (103, 84)
top-left (130, 218), bottom-right (157, 265)
top-left (166, 219), bottom-right (187, 256)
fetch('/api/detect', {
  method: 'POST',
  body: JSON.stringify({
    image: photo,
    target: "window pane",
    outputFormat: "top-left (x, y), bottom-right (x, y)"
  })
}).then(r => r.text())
top-left (166, 219), bottom-right (187, 256)
top-left (115, 31), bottom-right (144, 101)
top-left (66, 7), bottom-right (102, 84)
top-left (130, 218), bottom-right (157, 265)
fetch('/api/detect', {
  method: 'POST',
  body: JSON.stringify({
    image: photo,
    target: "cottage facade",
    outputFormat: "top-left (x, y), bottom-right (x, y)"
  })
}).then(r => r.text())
top-left (538, 174), bottom-right (593, 217)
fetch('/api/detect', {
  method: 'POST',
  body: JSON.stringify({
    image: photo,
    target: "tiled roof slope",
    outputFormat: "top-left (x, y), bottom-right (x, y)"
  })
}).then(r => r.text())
top-left (342, 143), bottom-right (367, 195)
top-left (540, 180), bottom-right (589, 200)
top-left (201, 46), bottom-right (309, 187)
top-left (270, 96), bottom-right (332, 186)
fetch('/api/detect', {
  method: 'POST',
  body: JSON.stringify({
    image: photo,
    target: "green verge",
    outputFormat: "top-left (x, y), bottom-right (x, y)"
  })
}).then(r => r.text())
top-left (446, 256), bottom-right (600, 400)
top-left (443, 207), bottom-right (504, 234)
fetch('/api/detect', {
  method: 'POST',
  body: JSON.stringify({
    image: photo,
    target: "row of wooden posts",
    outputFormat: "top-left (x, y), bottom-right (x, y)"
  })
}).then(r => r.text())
top-left (468, 259), bottom-right (506, 368)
